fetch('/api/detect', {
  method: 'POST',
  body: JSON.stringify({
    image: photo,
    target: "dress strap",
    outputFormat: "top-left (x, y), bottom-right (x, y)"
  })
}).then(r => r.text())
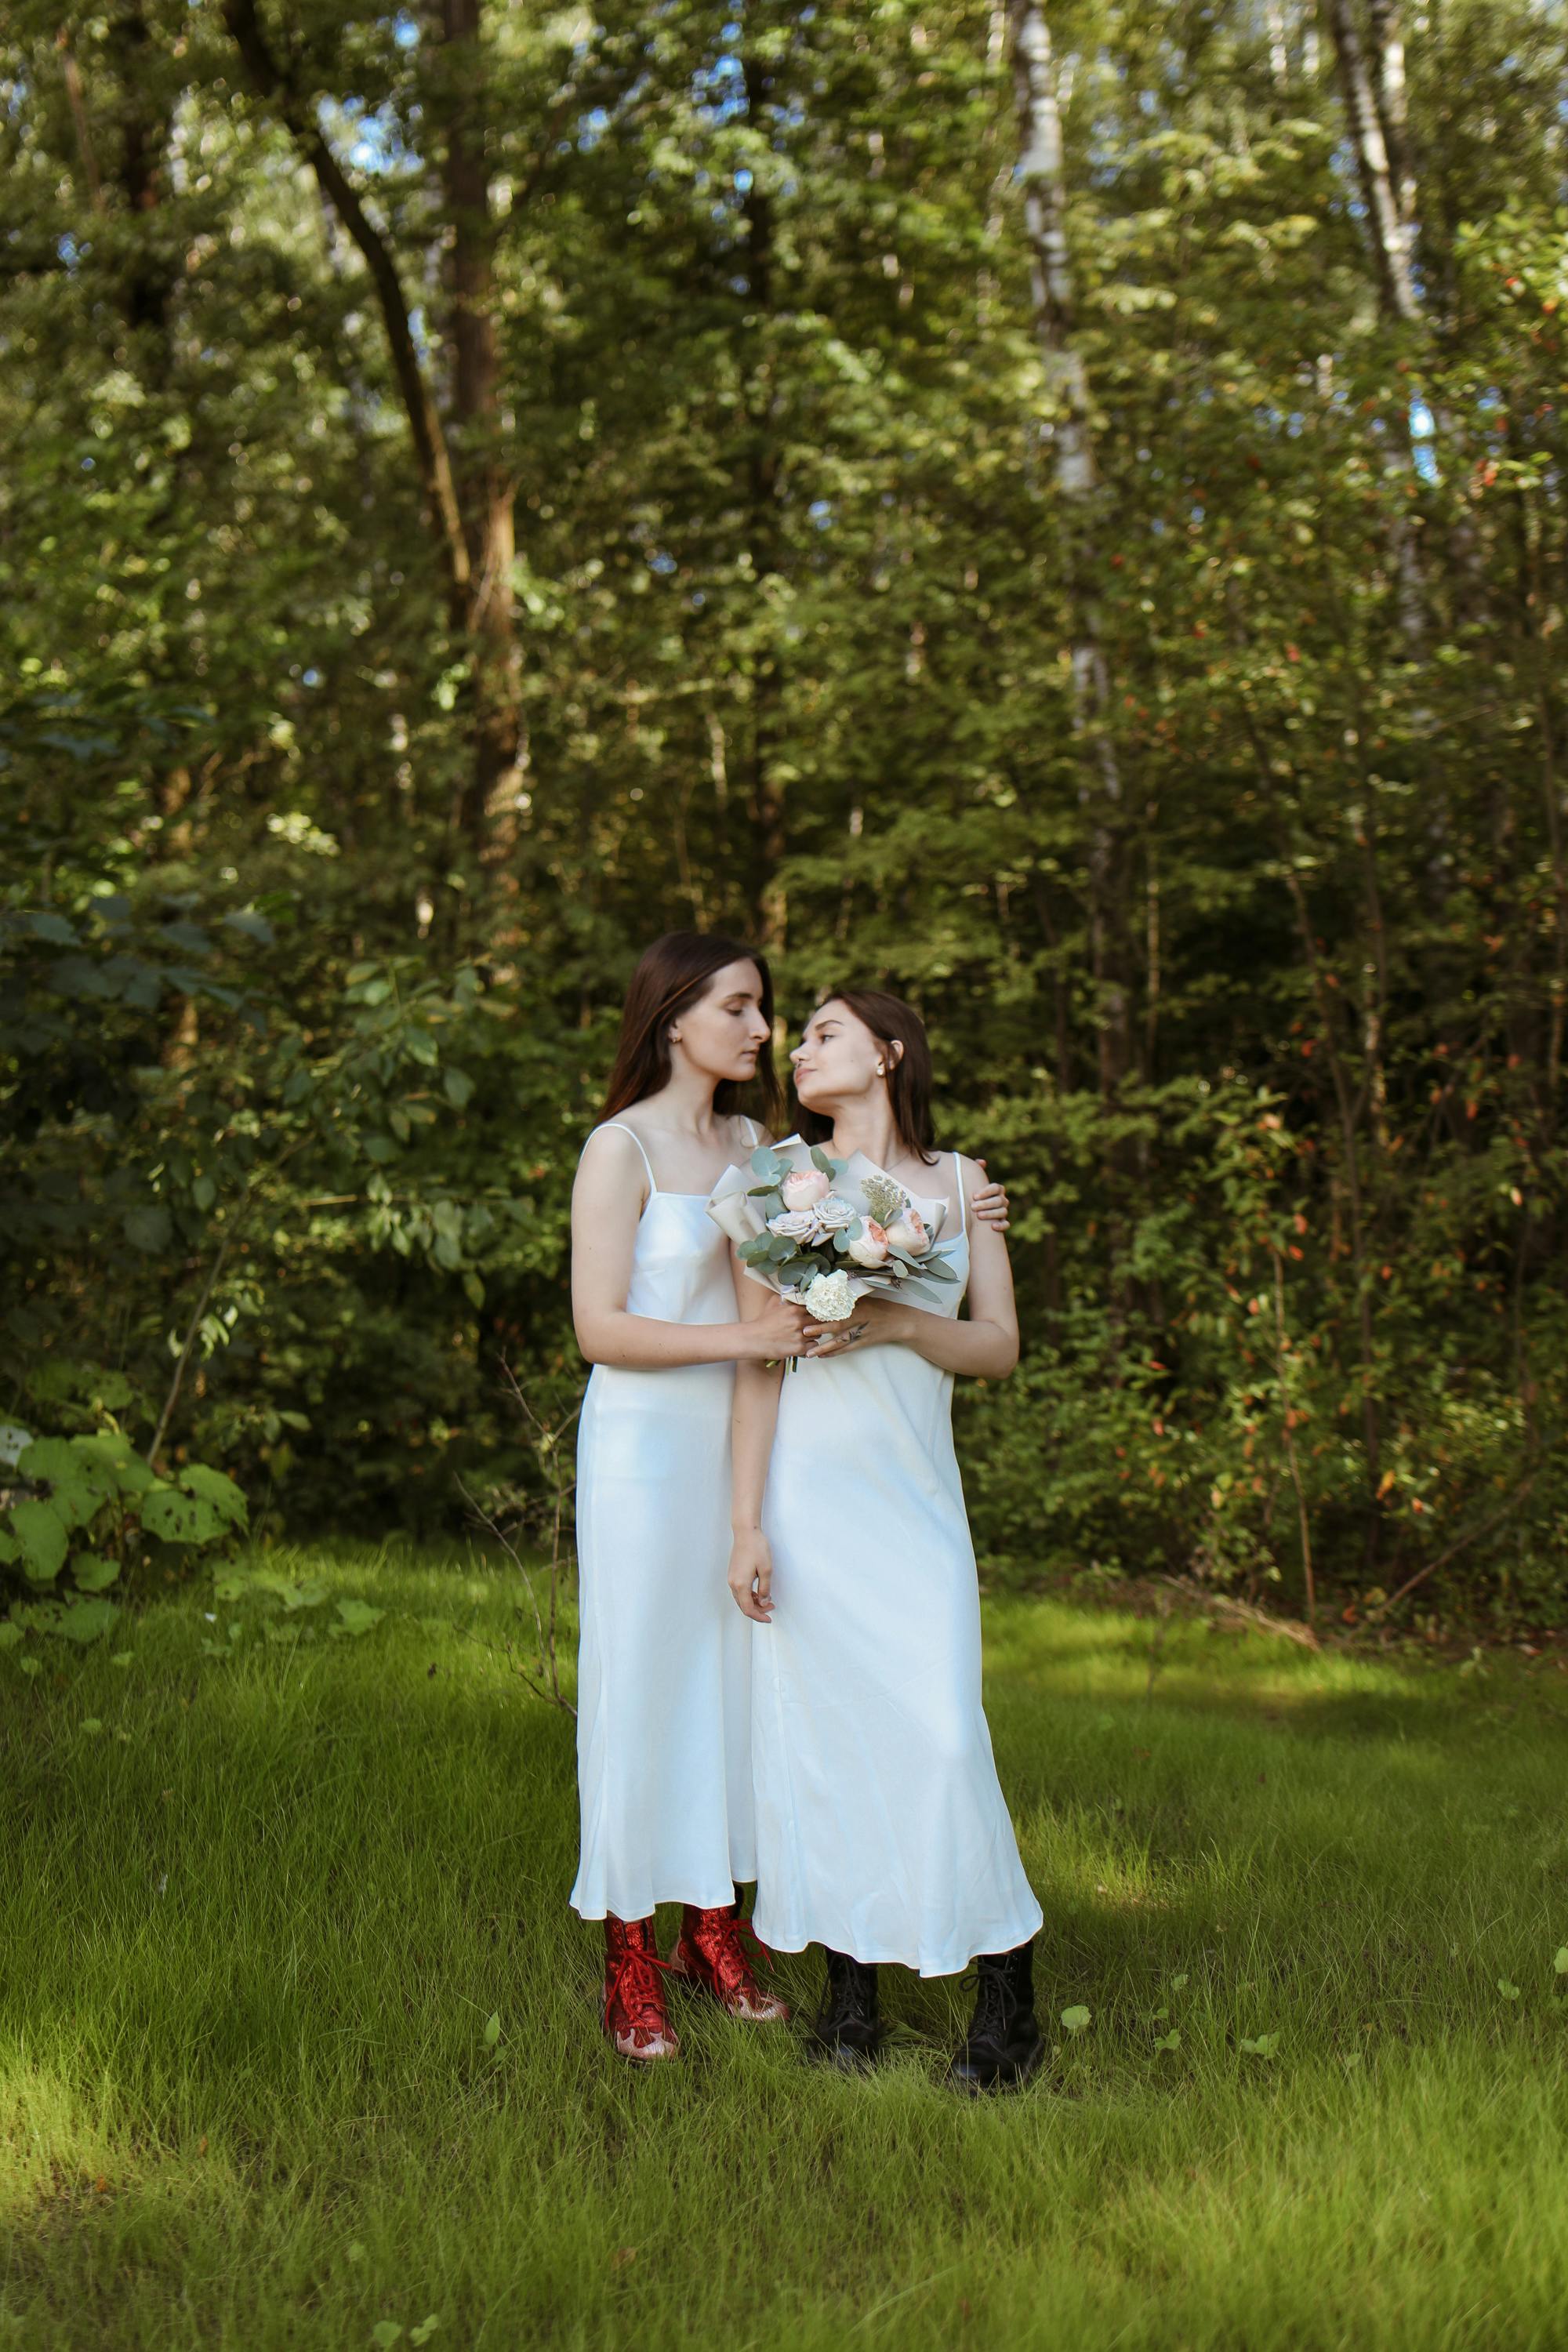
top-left (742, 1116), bottom-right (761, 1147)
top-left (953, 1151), bottom-right (967, 1237)
top-left (598, 1121), bottom-right (657, 1195)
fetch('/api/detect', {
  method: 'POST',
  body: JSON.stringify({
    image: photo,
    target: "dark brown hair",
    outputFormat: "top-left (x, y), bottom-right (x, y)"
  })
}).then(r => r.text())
top-left (602, 931), bottom-right (783, 1127)
top-left (795, 987), bottom-right (938, 1165)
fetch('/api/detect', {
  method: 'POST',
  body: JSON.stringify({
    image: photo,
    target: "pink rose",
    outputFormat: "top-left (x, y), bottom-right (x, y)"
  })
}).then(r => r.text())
top-left (847, 1218), bottom-right (890, 1268)
top-left (884, 1210), bottom-right (931, 1258)
top-left (781, 1167), bottom-right (830, 1210)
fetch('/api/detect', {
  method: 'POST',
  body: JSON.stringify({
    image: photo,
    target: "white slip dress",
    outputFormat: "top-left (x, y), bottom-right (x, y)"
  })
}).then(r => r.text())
top-left (750, 1152), bottom-right (1044, 1976)
top-left (569, 1121), bottom-right (757, 1923)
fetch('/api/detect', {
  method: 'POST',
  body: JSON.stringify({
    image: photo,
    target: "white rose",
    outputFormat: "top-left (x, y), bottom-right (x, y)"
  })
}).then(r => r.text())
top-left (803, 1269), bottom-right (855, 1322)
top-left (884, 1209), bottom-right (931, 1258)
top-left (768, 1207), bottom-right (824, 1241)
top-left (815, 1193), bottom-right (858, 1230)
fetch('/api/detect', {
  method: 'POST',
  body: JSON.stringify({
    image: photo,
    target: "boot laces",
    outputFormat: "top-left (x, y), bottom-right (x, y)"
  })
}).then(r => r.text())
top-left (684, 1906), bottom-right (773, 2003)
top-left (606, 1936), bottom-right (675, 2044)
top-left (970, 1961), bottom-right (1011, 2045)
top-left (830, 1954), bottom-right (877, 2027)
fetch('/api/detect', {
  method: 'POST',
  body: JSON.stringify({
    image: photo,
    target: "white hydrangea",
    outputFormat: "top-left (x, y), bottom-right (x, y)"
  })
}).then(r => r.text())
top-left (803, 1269), bottom-right (855, 1322)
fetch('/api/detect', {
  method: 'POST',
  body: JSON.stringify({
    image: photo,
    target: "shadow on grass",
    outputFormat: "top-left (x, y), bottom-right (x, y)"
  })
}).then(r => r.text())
top-left (5, 1554), bottom-right (1563, 2101)
top-left (6, 1555), bottom-right (1568, 2347)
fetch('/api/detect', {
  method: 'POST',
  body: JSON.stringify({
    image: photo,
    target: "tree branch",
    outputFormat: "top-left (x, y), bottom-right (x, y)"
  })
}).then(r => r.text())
top-left (56, 27), bottom-right (106, 214)
top-left (223, 0), bottom-right (472, 626)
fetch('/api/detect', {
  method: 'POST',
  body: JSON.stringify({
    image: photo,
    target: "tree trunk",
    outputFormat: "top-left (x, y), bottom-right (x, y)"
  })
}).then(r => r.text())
top-left (227, 0), bottom-right (531, 880)
top-left (742, 27), bottom-right (786, 946)
top-left (67, 5), bottom-right (180, 368)
top-left (1007, 0), bottom-right (1131, 1102)
top-left (1320, 0), bottom-right (1430, 659)
top-left (437, 0), bottom-right (526, 875)
top-left (1366, 0), bottom-right (1415, 236)
top-left (1322, 0), bottom-right (1419, 324)
top-left (227, 0), bottom-right (471, 624)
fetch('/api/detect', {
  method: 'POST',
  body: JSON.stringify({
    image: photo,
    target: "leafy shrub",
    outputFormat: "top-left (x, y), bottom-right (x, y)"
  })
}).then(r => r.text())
top-left (0, 1422), bottom-right (247, 1631)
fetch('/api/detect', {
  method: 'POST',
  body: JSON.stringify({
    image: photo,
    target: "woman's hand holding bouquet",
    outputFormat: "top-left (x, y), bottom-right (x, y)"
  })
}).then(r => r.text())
top-left (708, 1139), bottom-right (958, 1365)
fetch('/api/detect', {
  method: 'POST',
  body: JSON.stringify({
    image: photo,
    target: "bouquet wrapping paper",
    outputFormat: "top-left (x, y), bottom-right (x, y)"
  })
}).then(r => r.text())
top-left (706, 1134), bottom-right (960, 1324)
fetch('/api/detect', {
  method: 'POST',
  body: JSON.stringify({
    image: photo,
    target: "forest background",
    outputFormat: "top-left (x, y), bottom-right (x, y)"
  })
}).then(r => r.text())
top-left (4, 0), bottom-right (1566, 1635)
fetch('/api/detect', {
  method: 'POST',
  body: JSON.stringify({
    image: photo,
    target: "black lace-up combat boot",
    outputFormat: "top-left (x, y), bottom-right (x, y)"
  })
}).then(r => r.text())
top-left (945, 1939), bottom-right (1044, 2092)
top-left (804, 1947), bottom-right (883, 2069)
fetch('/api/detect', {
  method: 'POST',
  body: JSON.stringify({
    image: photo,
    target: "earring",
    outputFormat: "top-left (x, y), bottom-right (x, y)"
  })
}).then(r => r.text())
top-left (876, 1062), bottom-right (885, 1075)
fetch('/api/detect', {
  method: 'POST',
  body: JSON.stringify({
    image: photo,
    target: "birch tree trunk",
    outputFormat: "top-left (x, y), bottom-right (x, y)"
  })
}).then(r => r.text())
top-left (1320, 0), bottom-right (1429, 657)
top-left (742, 23), bottom-right (786, 946)
top-left (1366, 0), bottom-right (1416, 239)
top-left (1322, 0), bottom-right (1419, 323)
top-left (1007, 0), bottom-right (1130, 1099)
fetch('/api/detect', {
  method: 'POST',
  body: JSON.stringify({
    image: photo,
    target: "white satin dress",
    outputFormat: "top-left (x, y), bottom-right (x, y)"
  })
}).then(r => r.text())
top-left (750, 1153), bottom-right (1043, 1976)
top-left (570, 1122), bottom-right (757, 1923)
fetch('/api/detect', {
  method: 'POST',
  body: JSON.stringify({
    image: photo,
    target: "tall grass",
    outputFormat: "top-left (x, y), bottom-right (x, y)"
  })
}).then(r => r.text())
top-left (2, 1544), bottom-right (1566, 2349)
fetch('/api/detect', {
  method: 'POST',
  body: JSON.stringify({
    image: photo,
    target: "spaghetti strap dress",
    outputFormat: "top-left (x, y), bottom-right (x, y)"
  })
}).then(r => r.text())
top-left (750, 1152), bottom-right (1043, 1976)
top-left (569, 1120), bottom-right (758, 1923)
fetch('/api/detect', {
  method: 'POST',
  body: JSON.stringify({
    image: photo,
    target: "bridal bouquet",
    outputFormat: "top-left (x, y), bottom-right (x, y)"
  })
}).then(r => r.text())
top-left (707, 1136), bottom-right (959, 1343)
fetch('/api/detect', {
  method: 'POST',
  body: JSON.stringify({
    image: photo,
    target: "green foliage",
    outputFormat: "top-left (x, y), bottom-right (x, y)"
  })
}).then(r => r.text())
top-left (0, 1424), bottom-right (249, 1634)
top-left (2, 0), bottom-right (1566, 1618)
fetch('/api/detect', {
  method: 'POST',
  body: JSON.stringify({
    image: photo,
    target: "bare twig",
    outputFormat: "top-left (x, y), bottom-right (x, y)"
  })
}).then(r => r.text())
top-left (145, 1229), bottom-right (236, 1473)
top-left (1378, 1479), bottom-right (1540, 1616)
top-left (457, 1359), bottom-right (579, 1715)
top-left (1270, 1246), bottom-right (1316, 1626)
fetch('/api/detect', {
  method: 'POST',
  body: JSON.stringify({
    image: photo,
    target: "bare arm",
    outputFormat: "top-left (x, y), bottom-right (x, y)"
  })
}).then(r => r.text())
top-left (804, 1157), bottom-right (1019, 1379)
top-left (728, 1255), bottom-right (786, 1622)
top-left (571, 1128), bottom-right (809, 1370)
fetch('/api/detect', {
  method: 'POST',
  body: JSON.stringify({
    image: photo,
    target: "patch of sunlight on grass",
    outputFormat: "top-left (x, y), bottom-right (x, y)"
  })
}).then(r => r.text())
top-left (2, 1551), bottom-right (1566, 2348)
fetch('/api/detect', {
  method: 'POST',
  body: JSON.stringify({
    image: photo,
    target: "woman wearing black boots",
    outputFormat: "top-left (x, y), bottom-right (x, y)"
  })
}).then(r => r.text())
top-left (724, 990), bottom-right (1044, 2094)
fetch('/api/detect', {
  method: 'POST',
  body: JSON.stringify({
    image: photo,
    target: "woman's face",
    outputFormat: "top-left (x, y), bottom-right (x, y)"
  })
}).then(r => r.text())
top-left (789, 999), bottom-right (885, 1110)
top-left (670, 958), bottom-right (771, 1083)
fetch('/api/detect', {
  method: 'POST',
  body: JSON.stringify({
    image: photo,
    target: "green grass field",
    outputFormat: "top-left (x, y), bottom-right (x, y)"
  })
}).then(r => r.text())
top-left (3, 1544), bottom-right (1566, 2350)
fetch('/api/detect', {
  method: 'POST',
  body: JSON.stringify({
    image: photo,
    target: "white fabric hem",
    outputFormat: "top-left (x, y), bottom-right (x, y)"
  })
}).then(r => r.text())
top-left (751, 1900), bottom-right (1044, 1981)
top-left (571, 1873), bottom-right (759, 1924)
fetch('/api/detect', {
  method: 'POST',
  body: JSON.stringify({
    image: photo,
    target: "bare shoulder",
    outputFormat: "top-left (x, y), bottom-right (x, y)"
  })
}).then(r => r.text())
top-left (575, 1122), bottom-right (650, 1200)
top-left (926, 1147), bottom-right (985, 1198)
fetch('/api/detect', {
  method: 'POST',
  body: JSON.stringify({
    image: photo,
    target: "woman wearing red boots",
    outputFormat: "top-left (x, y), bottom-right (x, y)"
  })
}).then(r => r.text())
top-left (569, 932), bottom-right (806, 2058)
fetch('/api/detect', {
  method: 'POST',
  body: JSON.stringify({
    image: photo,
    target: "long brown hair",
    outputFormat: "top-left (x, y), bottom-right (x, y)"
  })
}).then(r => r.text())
top-left (795, 987), bottom-right (938, 1165)
top-left (602, 931), bottom-right (783, 1127)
